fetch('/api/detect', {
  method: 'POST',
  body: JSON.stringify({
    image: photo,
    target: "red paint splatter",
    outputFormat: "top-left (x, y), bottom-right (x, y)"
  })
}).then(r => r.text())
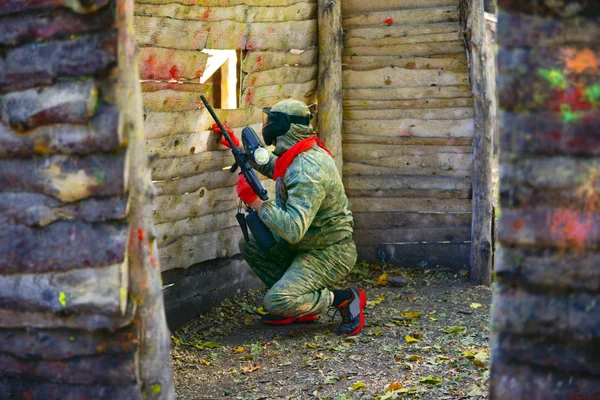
top-left (169, 65), bottom-right (180, 79)
top-left (384, 18), bottom-right (393, 26)
top-left (257, 56), bottom-right (262, 63)
top-left (550, 131), bottom-right (561, 141)
top-left (245, 88), bottom-right (254, 106)
top-left (137, 228), bottom-right (144, 242)
top-left (549, 209), bottom-right (594, 250)
top-left (400, 129), bottom-right (411, 137)
top-left (247, 43), bottom-right (253, 49)
top-left (150, 255), bottom-right (157, 267)
top-left (512, 219), bottom-right (525, 230)
top-left (202, 5), bottom-right (211, 20)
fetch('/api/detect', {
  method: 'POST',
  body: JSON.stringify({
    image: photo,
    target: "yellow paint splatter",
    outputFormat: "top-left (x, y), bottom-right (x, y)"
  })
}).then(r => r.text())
top-left (58, 292), bottom-right (67, 308)
top-left (151, 383), bottom-right (162, 395)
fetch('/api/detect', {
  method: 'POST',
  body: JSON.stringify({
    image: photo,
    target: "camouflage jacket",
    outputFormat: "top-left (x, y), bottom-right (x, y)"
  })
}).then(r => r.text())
top-left (252, 123), bottom-right (354, 250)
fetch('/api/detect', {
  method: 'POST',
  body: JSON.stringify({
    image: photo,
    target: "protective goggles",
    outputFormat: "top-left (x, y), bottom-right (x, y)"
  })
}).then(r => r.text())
top-left (261, 107), bottom-right (312, 146)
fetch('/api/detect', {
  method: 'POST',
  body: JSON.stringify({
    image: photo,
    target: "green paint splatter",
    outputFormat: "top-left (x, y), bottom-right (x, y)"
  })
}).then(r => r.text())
top-left (584, 84), bottom-right (600, 103)
top-left (151, 383), bottom-right (162, 396)
top-left (539, 68), bottom-right (568, 90)
top-left (69, 336), bottom-right (75, 341)
top-left (58, 292), bottom-right (67, 308)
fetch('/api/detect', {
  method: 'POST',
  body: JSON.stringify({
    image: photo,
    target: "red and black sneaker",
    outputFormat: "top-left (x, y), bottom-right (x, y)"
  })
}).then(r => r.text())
top-left (261, 314), bottom-right (320, 326)
top-left (336, 288), bottom-right (366, 336)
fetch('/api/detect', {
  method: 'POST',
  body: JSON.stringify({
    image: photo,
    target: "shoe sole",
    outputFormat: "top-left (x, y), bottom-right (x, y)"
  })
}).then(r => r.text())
top-left (263, 314), bottom-right (320, 326)
top-left (344, 290), bottom-right (366, 337)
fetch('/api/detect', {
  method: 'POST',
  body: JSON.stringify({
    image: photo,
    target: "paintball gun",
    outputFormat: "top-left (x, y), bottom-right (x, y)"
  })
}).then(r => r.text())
top-left (200, 95), bottom-right (276, 250)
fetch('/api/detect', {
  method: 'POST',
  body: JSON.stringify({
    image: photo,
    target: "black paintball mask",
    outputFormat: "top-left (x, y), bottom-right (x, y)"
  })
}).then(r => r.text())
top-left (262, 107), bottom-right (312, 146)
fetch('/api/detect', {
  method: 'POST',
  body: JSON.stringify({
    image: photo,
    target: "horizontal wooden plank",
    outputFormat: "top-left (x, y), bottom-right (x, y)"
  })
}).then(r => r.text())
top-left (0, 302), bottom-right (135, 331)
top-left (0, 78), bottom-right (96, 131)
top-left (140, 47), bottom-right (208, 80)
top-left (343, 143), bottom-right (472, 157)
top-left (0, 221), bottom-right (127, 275)
top-left (135, 0), bottom-right (304, 7)
top-left (135, 3), bottom-right (316, 22)
top-left (0, 153), bottom-right (126, 202)
top-left (241, 80), bottom-right (316, 107)
top-left (0, 325), bottom-right (138, 360)
top-left (346, 188), bottom-right (471, 198)
top-left (242, 65), bottom-right (317, 90)
top-left (496, 0), bottom-right (598, 18)
top-left (349, 197), bottom-right (472, 212)
top-left (500, 111), bottom-right (600, 157)
top-left (343, 133), bottom-right (473, 147)
top-left (144, 107), bottom-right (261, 139)
top-left (497, 247), bottom-right (600, 293)
top-left (0, 105), bottom-right (120, 157)
top-left (493, 283), bottom-right (600, 341)
top-left (142, 87), bottom-right (213, 112)
top-left (353, 211), bottom-right (471, 230)
top-left (343, 98), bottom-right (474, 110)
top-left (0, 0), bottom-right (108, 15)
top-left (156, 211), bottom-right (238, 248)
top-left (342, 56), bottom-right (468, 72)
top-left (0, 193), bottom-right (127, 227)
top-left (135, 16), bottom-right (316, 50)
top-left (159, 226), bottom-right (243, 272)
top-left (498, 11), bottom-right (600, 48)
top-left (152, 170), bottom-right (235, 195)
top-left (343, 7), bottom-right (458, 29)
top-left (146, 123), bottom-right (262, 158)
top-left (344, 175), bottom-right (470, 191)
top-left (153, 179), bottom-right (275, 223)
top-left (343, 154), bottom-right (472, 177)
top-left (344, 41), bottom-right (464, 57)
top-left (344, 23), bottom-right (460, 41)
top-left (0, 263), bottom-right (126, 315)
top-left (242, 49), bottom-right (318, 73)
top-left (343, 86), bottom-right (472, 101)
top-left (0, 378), bottom-right (142, 400)
top-left (344, 107), bottom-right (474, 120)
top-left (499, 207), bottom-right (600, 250)
top-left (0, 29), bottom-right (117, 94)
top-left (357, 242), bottom-right (470, 268)
top-left (342, 0), bottom-right (455, 15)
top-left (345, 31), bottom-right (462, 48)
top-left (343, 118), bottom-right (475, 138)
top-left (343, 67), bottom-right (469, 89)
top-left (151, 150), bottom-right (232, 181)
top-left (354, 226), bottom-right (471, 245)
top-left (0, 351), bottom-right (136, 385)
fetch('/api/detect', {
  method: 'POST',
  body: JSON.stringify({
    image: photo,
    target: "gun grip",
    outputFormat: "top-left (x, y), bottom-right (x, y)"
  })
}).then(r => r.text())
top-left (236, 212), bottom-right (250, 242)
top-left (230, 162), bottom-right (239, 173)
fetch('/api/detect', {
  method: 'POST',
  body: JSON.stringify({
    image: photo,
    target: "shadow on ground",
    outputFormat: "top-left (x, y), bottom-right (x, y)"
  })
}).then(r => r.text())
top-left (171, 263), bottom-right (492, 400)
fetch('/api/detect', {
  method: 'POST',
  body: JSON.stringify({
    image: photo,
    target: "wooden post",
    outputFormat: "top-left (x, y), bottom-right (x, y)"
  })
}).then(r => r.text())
top-left (116, 1), bottom-right (174, 398)
top-left (467, 0), bottom-right (494, 285)
top-left (317, 0), bottom-right (343, 175)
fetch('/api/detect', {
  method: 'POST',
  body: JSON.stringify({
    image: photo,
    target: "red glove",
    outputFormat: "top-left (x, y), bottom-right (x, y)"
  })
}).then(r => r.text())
top-left (237, 175), bottom-right (258, 204)
top-left (212, 123), bottom-right (240, 149)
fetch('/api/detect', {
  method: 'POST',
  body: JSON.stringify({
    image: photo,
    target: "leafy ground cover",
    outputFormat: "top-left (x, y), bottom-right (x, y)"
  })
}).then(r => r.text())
top-left (171, 262), bottom-right (492, 400)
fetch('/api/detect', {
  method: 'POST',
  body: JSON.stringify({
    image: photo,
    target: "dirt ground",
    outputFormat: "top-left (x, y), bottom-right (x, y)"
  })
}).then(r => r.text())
top-left (170, 262), bottom-right (492, 400)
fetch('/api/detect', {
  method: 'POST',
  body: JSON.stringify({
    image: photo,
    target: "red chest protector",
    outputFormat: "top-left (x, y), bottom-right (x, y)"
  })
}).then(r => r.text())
top-left (273, 136), bottom-right (333, 180)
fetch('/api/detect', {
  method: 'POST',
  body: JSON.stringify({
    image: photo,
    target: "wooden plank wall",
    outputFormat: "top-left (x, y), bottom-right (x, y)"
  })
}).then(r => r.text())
top-left (134, 0), bottom-right (318, 328)
top-left (0, 1), bottom-right (173, 398)
top-left (341, 0), bottom-right (475, 269)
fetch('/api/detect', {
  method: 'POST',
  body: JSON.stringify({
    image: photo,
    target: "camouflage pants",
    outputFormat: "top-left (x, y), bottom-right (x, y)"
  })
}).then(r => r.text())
top-left (240, 237), bottom-right (357, 317)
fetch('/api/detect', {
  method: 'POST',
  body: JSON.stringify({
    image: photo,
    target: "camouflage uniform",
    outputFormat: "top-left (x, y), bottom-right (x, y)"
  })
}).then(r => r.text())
top-left (240, 100), bottom-right (357, 318)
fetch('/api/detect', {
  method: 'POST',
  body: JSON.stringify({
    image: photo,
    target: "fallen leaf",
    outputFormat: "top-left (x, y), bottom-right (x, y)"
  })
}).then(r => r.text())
top-left (348, 381), bottom-right (365, 391)
top-left (387, 381), bottom-right (403, 392)
top-left (459, 269), bottom-right (469, 277)
top-left (393, 355), bottom-right (402, 362)
top-left (463, 350), bottom-right (475, 359)
top-left (401, 311), bottom-right (421, 319)
top-left (467, 384), bottom-right (486, 397)
top-left (429, 317), bottom-right (439, 321)
top-left (313, 352), bottom-right (325, 360)
top-left (420, 376), bottom-right (441, 385)
top-left (405, 335), bottom-right (420, 343)
top-left (256, 307), bottom-right (268, 315)
top-left (195, 341), bottom-right (220, 349)
top-left (240, 362), bottom-right (261, 374)
top-left (369, 327), bottom-right (383, 336)
top-left (171, 335), bottom-right (180, 347)
top-left (444, 326), bottom-right (466, 334)
top-left (407, 295), bottom-right (417, 302)
top-left (199, 359), bottom-right (211, 366)
top-left (244, 315), bottom-right (254, 326)
top-left (437, 355), bottom-right (451, 361)
top-left (367, 293), bottom-right (385, 307)
top-left (374, 273), bottom-right (389, 287)
top-left (232, 347), bottom-right (245, 354)
top-left (473, 359), bottom-right (488, 368)
top-left (470, 303), bottom-right (483, 309)
top-left (406, 355), bottom-right (422, 361)
top-left (306, 342), bottom-right (318, 349)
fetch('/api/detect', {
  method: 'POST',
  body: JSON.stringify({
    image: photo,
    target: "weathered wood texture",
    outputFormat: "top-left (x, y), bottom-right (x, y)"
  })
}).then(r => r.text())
top-left (491, 1), bottom-right (600, 398)
top-left (0, 1), bottom-right (174, 398)
top-left (339, 0), bottom-right (474, 269)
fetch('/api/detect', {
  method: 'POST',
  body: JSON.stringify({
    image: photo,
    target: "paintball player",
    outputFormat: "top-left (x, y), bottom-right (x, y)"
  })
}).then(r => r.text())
top-left (213, 99), bottom-right (366, 336)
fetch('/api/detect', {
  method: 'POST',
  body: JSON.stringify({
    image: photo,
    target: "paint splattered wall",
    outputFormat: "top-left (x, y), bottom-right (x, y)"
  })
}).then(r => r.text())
top-left (133, 0), bottom-right (318, 328)
top-left (491, 0), bottom-right (600, 397)
top-left (0, 1), bottom-right (173, 398)
top-left (341, 0), bottom-right (475, 269)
